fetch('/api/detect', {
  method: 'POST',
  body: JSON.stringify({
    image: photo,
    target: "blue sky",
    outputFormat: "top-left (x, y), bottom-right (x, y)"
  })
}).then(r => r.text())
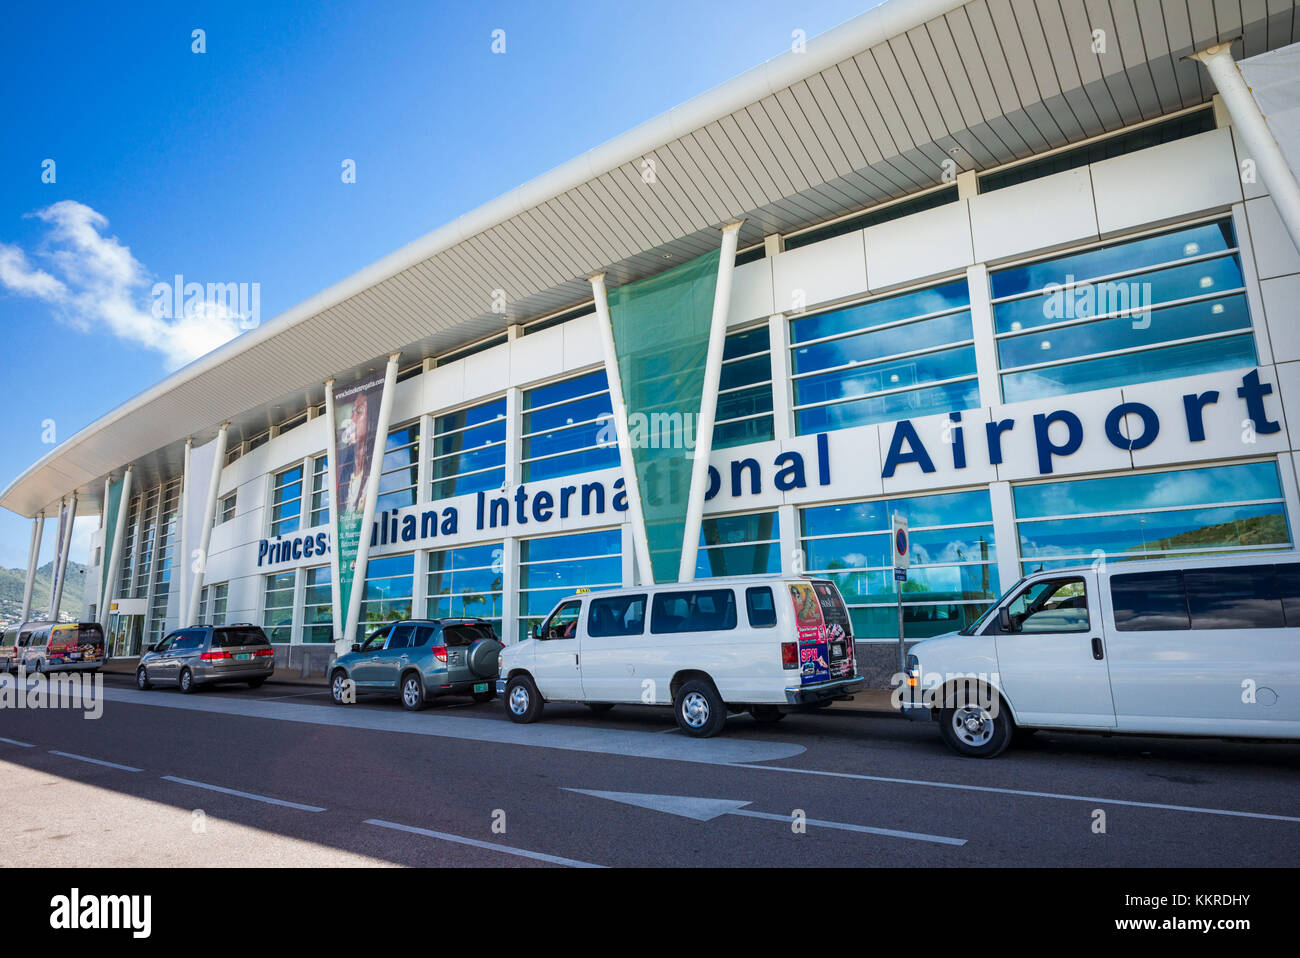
top-left (0, 0), bottom-right (879, 573)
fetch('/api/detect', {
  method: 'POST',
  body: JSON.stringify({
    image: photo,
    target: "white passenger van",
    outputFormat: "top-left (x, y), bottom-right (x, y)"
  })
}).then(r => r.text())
top-left (497, 575), bottom-right (864, 737)
top-left (901, 552), bottom-right (1300, 757)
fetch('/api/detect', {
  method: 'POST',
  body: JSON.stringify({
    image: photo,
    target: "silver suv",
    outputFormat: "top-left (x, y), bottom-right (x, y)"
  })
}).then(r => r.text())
top-left (329, 619), bottom-right (502, 710)
top-left (136, 625), bottom-right (276, 693)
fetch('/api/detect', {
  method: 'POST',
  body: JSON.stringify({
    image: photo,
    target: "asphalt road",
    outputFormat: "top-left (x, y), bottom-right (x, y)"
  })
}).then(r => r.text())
top-left (1, 672), bottom-right (1297, 867)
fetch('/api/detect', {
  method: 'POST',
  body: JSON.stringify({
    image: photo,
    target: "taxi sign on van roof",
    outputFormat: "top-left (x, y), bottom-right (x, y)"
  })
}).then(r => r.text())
top-left (575, 588), bottom-right (591, 594)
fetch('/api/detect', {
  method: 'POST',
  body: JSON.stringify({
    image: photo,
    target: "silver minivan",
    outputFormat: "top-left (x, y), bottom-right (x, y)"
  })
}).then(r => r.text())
top-left (136, 624), bottom-right (276, 692)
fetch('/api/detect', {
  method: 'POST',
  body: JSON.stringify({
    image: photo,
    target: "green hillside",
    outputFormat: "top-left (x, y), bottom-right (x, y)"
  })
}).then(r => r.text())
top-left (0, 560), bottom-right (88, 627)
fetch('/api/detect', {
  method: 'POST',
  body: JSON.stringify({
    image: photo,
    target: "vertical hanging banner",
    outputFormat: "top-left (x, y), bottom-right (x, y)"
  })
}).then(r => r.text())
top-left (331, 374), bottom-right (386, 640)
top-left (99, 479), bottom-right (124, 606)
top-left (49, 500), bottom-right (73, 616)
top-left (606, 250), bottom-right (720, 583)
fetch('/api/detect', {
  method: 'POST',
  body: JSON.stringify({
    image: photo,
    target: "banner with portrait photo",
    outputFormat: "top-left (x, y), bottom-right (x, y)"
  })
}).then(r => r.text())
top-left (331, 374), bottom-right (386, 636)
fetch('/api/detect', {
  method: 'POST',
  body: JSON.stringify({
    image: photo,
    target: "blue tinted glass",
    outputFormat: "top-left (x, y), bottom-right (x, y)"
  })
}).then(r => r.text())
top-left (1000, 334), bottom-right (1257, 402)
top-left (720, 353), bottom-right (771, 390)
top-left (700, 512), bottom-right (779, 545)
top-left (436, 398), bottom-right (507, 434)
top-left (524, 370), bottom-right (608, 410)
top-left (277, 466), bottom-right (303, 486)
top-left (522, 445), bottom-right (619, 481)
top-left (714, 415), bottom-right (775, 449)
top-left (1018, 503), bottom-right (1289, 560)
top-left (723, 327), bottom-right (769, 360)
top-left (432, 467), bottom-right (506, 500)
top-left (521, 529), bottom-right (621, 564)
top-left (431, 444), bottom-right (505, 479)
top-left (432, 419), bottom-right (506, 458)
top-left (795, 344), bottom-right (976, 405)
top-left (696, 544), bottom-right (780, 577)
top-left (991, 221), bottom-right (1236, 298)
top-left (998, 295), bottom-right (1250, 369)
top-left (993, 255), bottom-right (1246, 333)
top-left (523, 392), bottom-right (613, 436)
top-left (1014, 462), bottom-right (1284, 518)
top-left (790, 280), bottom-right (969, 344)
top-left (796, 379), bottom-right (979, 434)
top-left (793, 312), bottom-right (973, 375)
top-left (366, 554), bottom-right (415, 580)
top-left (716, 386), bottom-right (773, 422)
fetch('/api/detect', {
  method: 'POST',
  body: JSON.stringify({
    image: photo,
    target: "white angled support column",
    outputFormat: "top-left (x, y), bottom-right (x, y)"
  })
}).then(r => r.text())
top-left (50, 493), bottom-right (78, 622)
top-left (342, 354), bottom-right (402, 646)
top-left (590, 272), bottom-right (655, 585)
top-left (324, 380), bottom-right (343, 644)
top-left (187, 424), bottom-right (229, 624)
top-left (178, 437), bottom-right (193, 625)
top-left (678, 220), bottom-right (744, 583)
top-left (1193, 42), bottom-right (1300, 252)
top-left (20, 514), bottom-right (44, 624)
top-left (100, 467), bottom-right (134, 630)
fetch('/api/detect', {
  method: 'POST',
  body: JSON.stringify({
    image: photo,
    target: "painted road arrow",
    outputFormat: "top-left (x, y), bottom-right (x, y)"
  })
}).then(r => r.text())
top-left (565, 789), bottom-right (966, 846)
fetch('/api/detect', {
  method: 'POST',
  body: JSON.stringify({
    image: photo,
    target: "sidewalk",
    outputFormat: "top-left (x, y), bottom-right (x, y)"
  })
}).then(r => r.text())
top-left (100, 658), bottom-right (901, 713)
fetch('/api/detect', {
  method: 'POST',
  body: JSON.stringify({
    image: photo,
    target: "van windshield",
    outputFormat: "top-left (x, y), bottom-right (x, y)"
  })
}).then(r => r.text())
top-left (960, 578), bottom-right (1025, 635)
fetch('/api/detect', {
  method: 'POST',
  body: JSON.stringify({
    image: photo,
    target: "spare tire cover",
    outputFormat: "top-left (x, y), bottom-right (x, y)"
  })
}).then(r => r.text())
top-left (467, 638), bottom-right (503, 678)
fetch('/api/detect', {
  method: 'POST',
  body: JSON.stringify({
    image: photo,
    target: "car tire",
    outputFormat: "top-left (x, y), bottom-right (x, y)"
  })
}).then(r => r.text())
top-left (586, 703), bottom-right (615, 714)
top-left (750, 705), bottom-right (786, 724)
top-left (400, 671), bottom-right (426, 712)
top-left (179, 668), bottom-right (196, 694)
top-left (247, 677), bottom-right (266, 689)
top-left (939, 697), bottom-right (1013, 758)
top-left (673, 679), bottom-right (727, 738)
top-left (330, 669), bottom-right (352, 705)
top-left (505, 675), bottom-right (542, 724)
top-left (471, 690), bottom-right (495, 704)
top-left (136, 667), bottom-right (152, 691)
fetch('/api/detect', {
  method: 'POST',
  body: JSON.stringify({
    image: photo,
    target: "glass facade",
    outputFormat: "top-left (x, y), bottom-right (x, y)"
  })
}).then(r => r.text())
top-left (715, 326), bottom-right (775, 449)
top-left (270, 465), bottom-right (303, 537)
top-left (146, 479), bottom-right (182, 645)
top-left (361, 553), bottom-right (415, 625)
top-left (801, 490), bottom-right (1000, 640)
top-left (993, 220), bottom-right (1256, 402)
top-left (521, 370), bottom-right (618, 482)
top-left (263, 572), bottom-right (296, 643)
top-left (791, 279), bottom-right (977, 434)
top-left (697, 511), bottom-right (780, 578)
top-left (518, 529), bottom-right (621, 637)
top-left (309, 456), bottom-right (329, 527)
top-left (431, 397), bottom-right (507, 501)
top-left (377, 424), bottom-right (420, 514)
top-left (303, 566), bottom-right (333, 643)
top-left (427, 542), bottom-right (503, 633)
top-left (1016, 461), bottom-right (1293, 572)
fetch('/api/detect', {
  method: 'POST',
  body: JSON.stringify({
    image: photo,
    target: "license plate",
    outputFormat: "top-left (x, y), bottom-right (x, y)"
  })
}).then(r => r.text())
top-left (236, 653), bottom-right (252, 661)
top-left (473, 682), bottom-right (489, 693)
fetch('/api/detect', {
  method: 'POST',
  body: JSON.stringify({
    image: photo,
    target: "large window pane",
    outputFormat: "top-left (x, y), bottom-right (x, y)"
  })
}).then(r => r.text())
top-left (518, 529), bottom-right (621, 638)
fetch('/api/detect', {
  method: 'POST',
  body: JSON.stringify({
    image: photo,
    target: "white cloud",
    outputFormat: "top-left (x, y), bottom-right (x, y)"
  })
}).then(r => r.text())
top-left (0, 201), bottom-right (243, 370)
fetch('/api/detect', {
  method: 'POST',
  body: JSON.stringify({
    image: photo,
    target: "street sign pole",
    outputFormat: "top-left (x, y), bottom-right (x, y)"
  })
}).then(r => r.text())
top-left (892, 512), bottom-right (910, 675)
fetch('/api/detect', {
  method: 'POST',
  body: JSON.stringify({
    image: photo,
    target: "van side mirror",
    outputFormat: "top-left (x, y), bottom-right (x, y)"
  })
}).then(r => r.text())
top-left (351, 643), bottom-right (361, 653)
top-left (146, 643), bottom-right (156, 653)
top-left (998, 608), bottom-right (1012, 633)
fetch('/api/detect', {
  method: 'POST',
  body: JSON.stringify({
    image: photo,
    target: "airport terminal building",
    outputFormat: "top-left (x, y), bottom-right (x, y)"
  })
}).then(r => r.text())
top-left (5, 1), bottom-right (1300, 684)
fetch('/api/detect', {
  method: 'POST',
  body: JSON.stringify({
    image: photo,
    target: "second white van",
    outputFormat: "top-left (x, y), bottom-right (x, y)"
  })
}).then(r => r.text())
top-left (497, 574), bottom-right (864, 737)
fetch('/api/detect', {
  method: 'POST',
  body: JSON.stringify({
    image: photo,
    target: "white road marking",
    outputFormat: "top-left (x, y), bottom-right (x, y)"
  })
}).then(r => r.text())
top-left (0, 736), bottom-right (35, 748)
top-left (97, 686), bottom-right (805, 764)
top-left (49, 750), bottom-right (141, 772)
top-left (565, 788), bottom-right (966, 846)
top-left (726, 762), bottom-right (1300, 824)
top-left (365, 818), bottom-right (603, 868)
top-left (160, 775), bottom-right (326, 812)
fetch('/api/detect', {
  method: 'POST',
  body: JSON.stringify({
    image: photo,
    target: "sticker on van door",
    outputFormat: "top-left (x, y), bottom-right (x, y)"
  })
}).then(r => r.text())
top-left (812, 581), bottom-right (855, 680)
top-left (789, 583), bottom-right (829, 685)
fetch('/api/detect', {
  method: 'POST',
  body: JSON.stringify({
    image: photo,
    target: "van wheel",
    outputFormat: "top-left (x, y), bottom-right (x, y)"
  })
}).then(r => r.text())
top-left (505, 675), bottom-right (542, 724)
top-left (939, 701), bottom-right (1012, 758)
top-left (750, 706), bottom-right (786, 724)
top-left (330, 670), bottom-right (352, 705)
top-left (674, 680), bottom-right (726, 738)
top-left (179, 668), bottom-right (196, 694)
top-left (586, 703), bottom-right (615, 714)
top-left (136, 668), bottom-right (152, 691)
top-left (401, 672), bottom-right (426, 711)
